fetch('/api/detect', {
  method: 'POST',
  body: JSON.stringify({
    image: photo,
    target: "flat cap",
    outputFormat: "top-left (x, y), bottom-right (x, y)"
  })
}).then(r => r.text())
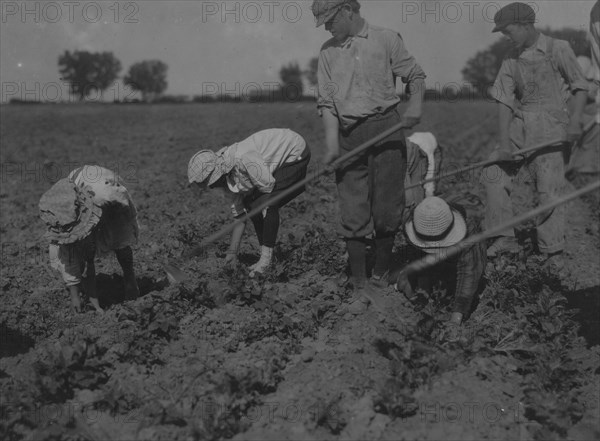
top-left (311, 0), bottom-right (348, 27)
top-left (492, 2), bottom-right (536, 33)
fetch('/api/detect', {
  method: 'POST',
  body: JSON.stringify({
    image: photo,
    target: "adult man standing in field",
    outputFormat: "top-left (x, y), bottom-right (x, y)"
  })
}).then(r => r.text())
top-left (482, 2), bottom-right (589, 271)
top-left (590, 0), bottom-right (600, 80)
top-left (312, 0), bottom-right (426, 311)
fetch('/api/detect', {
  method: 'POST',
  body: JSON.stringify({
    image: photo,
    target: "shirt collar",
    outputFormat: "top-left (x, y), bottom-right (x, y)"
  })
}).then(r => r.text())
top-left (339, 20), bottom-right (368, 48)
top-left (356, 20), bottom-right (369, 38)
top-left (522, 32), bottom-right (546, 55)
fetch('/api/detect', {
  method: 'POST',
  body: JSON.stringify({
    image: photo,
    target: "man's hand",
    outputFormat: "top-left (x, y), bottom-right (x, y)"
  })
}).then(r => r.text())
top-left (488, 149), bottom-right (515, 163)
top-left (322, 148), bottom-right (340, 166)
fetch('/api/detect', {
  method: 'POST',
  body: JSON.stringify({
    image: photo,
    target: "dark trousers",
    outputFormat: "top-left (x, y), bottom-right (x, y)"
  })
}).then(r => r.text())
top-left (336, 108), bottom-right (406, 239)
top-left (244, 147), bottom-right (311, 247)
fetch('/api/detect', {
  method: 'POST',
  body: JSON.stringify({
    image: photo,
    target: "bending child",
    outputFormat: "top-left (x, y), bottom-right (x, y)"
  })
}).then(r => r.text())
top-left (39, 166), bottom-right (140, 312)
top-left (187, 128), bottom-right (311, 276)
top-left (396, 195), bottom-right (486, 328)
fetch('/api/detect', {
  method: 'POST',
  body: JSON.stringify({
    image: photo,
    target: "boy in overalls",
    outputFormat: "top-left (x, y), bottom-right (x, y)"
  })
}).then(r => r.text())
top-left (481, 2), bottom-right (588, 270)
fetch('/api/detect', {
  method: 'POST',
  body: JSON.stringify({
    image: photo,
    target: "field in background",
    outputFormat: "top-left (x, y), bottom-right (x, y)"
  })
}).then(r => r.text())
top-left (1, 102), bottom-right (598, 440)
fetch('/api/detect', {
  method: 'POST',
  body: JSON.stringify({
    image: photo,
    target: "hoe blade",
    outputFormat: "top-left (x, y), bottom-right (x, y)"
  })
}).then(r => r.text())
top-left (165, 263), bottom-right (188, 284)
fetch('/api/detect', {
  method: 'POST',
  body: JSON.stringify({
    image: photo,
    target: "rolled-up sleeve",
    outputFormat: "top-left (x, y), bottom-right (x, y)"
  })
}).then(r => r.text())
top-left (554, 40), bottom-right (590, 93)
top-left (387, 32), bottom-right (426, 84)
top-left (491, 60), bottom-right (517, 111)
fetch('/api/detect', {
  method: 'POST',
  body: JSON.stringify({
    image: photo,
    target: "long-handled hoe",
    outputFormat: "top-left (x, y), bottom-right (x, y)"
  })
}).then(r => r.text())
top-left (165, 119), bottom-right (597, 286)
top-left (164, 121), bottom-right (410, 284)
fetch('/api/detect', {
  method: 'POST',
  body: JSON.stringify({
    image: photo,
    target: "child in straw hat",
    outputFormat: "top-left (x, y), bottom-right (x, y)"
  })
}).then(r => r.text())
top-left (188, 128), bottom-right (310, 276)
top-left (39, 166), bottom-right (140, 312)
top-left (395, 195), bottom-right (486, 328)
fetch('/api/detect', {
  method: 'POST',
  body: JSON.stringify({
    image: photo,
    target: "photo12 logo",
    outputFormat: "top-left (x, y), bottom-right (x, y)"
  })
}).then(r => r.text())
top-left (1, 1), bottom-right (140, 24)
top-left (399, 1), bottom-right (539, 24)
top-left (200, 1), bottom-right (302, 24)
top-left (1, 81), bottom-right (140, 104)
top-left (0, 161), bottom-right (139, 184)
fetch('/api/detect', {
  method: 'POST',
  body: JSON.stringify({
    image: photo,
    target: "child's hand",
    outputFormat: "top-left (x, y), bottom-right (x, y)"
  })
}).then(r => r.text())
top-left (69, 286), bottom-right (83, 313)
top-left (393, 269), bottom-right (414, 299)
top-left (224, 252), bottom-right (239, 268)
top-left (89, 297), bottom-right (104, 313)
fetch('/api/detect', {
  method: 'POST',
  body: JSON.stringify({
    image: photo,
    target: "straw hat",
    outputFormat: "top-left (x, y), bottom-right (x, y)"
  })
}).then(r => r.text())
top-left (39, 178), bottom-right (102, 244)
top-left (405, 197), bottom-right (467, 253)
top-left (187, 148), bottom-right (236, 187)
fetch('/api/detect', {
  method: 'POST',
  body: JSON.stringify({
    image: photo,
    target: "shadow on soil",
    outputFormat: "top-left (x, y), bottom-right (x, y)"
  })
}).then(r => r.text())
top-left (0, 324), bottom-right (35, 358)
top-left (567, 286), bottom-right (600, 347)
top-left (96, 274), bottom-right (168, 308)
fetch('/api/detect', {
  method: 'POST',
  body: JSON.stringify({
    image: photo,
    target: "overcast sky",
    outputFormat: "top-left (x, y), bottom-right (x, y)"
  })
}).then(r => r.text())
top-left (0, 0), bottom-right (595, 102)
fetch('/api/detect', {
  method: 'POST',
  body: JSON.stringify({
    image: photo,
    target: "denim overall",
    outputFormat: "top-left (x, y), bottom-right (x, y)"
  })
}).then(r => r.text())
top-left (483, 37), bottom-right (568, 254)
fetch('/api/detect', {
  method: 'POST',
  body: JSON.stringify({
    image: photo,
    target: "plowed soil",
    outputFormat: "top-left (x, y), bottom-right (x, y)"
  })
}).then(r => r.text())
top-left (1, 102), bottom-right (599, 441)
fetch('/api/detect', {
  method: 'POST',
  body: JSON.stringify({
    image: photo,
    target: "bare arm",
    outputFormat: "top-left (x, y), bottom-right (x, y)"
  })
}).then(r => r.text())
top-left (322, 108), bottom-right (340, 165)
top-left (488, 102), bottom-right (516, 163)
top-left (226, 218), bottom-right (246, 265)
top-left (402, 78), bottom-right (425, 128)
top-left (568, 89), bottom-right (588, 141)
top-left (68, 285), bottom-right (82, 313)
top-left (83, 259), bottom-right (102, 312)
top-left (498, 102), bottom-right (512, 152)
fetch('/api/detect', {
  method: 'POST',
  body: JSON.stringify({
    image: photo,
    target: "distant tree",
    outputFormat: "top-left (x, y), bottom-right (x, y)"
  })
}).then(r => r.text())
top-left (304, 57), bottom-right (319, 87)
top-left (462, 27), bottom-right (591, 94)
top-left (544, 28), bottom-right (591, 57)
top-left (58, 50), bottom-right (121, 100)
top-left (123, 60), bottom-right (168, 102)
top-left (461, 39), bottom-right (512, 93)
top-left (279, 62), bottom-right (304, 100)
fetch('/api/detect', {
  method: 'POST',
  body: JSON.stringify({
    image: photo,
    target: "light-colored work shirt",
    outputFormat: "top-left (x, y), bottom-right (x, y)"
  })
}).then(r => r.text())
top-left (222, 129), bottom-right (307, 217)
top-left (316, 21), bottom-right (426, 131)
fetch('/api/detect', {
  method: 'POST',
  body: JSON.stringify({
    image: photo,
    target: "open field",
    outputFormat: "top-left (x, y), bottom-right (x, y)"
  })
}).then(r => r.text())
top-left (1, 102), bottom-right (599, 440)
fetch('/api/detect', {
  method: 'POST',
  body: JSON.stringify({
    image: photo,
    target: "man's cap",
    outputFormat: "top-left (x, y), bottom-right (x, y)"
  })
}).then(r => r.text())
top-left (492, 2), bottom-right (536, 33)
top-left (311, 0), bottom-right (349, 27)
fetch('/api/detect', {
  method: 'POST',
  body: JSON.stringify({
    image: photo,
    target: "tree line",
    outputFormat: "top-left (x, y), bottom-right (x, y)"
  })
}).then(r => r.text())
top-left (58, 51), bottom-right (168, 102)
top-left (56, 51), bottom-right (314, 103)
top-left (50, 27), bottom-right (589, 104)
